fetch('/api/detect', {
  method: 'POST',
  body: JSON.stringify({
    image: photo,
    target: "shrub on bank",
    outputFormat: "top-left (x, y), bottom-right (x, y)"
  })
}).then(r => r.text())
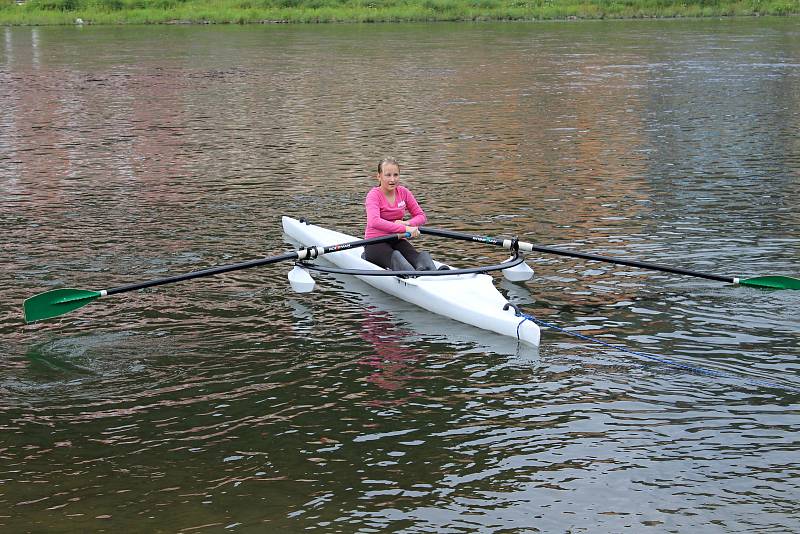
top-left (1, 0), bottom-right (798, 23)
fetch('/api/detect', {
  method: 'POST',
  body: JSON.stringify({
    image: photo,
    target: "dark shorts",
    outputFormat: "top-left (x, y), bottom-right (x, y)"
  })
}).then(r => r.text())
top-left (363, 240), bottom-right (420, 270)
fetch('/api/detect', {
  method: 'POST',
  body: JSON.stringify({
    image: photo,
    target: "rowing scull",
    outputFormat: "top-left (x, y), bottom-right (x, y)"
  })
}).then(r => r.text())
top-left (282, 216), bottom-right (540, 346)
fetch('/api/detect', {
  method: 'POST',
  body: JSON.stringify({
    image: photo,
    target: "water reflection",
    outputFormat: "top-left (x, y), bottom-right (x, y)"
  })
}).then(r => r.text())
top-left (2, 19), bottom-right (800, 533)
top-left (359, 308), bottom-right (425, 395)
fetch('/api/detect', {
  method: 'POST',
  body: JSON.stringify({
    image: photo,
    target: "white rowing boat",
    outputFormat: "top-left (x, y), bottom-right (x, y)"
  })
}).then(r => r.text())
top-left (282, 216), bottom-right (541, 346)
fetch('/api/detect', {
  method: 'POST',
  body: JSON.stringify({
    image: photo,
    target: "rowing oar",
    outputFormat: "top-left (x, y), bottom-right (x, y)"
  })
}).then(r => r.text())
top-left (23, 232), bottom-right (409, 323)
top-left (420, 227), bottom-right (800, 290)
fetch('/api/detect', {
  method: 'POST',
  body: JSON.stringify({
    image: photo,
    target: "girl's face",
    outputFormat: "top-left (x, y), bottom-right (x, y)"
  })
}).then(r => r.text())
top-left (377, 163), bottom-right (400, 193)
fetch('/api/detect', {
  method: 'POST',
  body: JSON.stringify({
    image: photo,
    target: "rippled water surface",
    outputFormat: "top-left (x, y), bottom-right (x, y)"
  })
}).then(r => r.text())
top-left (2, 19), bottom-right (799, 532)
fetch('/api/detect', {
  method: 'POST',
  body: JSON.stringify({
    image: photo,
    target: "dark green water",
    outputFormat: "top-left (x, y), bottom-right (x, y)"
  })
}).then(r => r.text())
top-left (1, 19), bottom-right (799, 532)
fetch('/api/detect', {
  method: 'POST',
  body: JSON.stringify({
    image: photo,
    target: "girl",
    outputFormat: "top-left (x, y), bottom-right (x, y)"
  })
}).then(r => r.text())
top-left (363, 157), bottom-right (434, 271)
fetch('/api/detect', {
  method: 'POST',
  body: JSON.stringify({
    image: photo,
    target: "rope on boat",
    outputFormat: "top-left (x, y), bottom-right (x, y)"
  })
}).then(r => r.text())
top-left (503, 304), bottom-right (800, 394)
top-left (296, 250), bottom-right (525, 277)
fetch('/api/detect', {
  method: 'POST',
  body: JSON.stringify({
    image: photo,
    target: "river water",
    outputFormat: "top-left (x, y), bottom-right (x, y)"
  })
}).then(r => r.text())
top-left (2, 18), bottom-right (799, 532)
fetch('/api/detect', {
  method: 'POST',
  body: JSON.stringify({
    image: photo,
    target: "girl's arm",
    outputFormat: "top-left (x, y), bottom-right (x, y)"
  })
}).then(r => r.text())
top-left (403, 189), bottom-right (427, 227)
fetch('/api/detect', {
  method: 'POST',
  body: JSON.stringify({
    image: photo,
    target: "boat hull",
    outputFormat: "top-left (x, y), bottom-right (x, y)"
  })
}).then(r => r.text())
top-left (281, 217), bottom-right (540, 346)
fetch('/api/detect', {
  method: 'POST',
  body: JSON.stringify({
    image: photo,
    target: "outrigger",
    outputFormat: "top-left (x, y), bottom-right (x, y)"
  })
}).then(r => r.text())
top-left (22, 218), bottom-right (799, 335)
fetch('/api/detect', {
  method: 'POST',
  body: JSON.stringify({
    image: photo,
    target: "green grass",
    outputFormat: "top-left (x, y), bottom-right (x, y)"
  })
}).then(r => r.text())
top-left (0, 0), bottom-right (798, 24)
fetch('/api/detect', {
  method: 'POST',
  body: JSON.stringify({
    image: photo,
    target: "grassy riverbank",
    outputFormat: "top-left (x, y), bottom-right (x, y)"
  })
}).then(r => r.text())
top-left (1, 0), bottom-right (798, 25)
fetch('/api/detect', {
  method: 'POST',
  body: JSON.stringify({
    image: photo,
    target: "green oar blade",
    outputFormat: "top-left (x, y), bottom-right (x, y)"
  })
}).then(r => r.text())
top-left (739, 276), bottom-right (800, 290)
top-left (23, 288), bottom-right (103, 323)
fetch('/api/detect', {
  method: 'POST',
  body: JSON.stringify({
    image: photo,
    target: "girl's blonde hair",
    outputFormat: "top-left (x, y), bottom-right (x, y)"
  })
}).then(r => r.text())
top-left (377, 157), bottom-right (400, 174)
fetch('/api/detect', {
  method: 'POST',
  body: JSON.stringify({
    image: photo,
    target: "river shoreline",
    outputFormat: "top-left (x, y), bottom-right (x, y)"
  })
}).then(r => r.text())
top-left (2, 0), bottom-right (798, 26)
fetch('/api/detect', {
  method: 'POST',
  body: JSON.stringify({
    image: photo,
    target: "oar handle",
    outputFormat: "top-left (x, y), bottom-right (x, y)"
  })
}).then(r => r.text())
top-left (420, 226), bottom-right (735, 284)
top-left (106, 232), bottom-right (409, 296)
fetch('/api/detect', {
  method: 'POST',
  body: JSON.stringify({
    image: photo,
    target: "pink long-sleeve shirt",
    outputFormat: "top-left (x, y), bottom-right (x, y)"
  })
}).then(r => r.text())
top-left (364, 186), bottom-right (427, 238)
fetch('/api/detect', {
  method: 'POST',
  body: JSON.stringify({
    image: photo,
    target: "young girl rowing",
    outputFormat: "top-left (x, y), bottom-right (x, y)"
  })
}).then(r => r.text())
top-left (363, 157), bottom-right (435, 271)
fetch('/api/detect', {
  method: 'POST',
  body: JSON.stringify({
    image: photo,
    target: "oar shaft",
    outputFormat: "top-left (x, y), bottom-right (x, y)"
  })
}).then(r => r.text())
top-left (420, 227), bottom-right (735, 284)
top-left (23, 232), bottom-right (409, 323)
top-left (105, 252), bottom-right (297, 295)
top-left (526, 244), bottom-right (734, 283)
top-left (420, 227), bottom-right (507, 248)
top-left (105, 232), bottom-right (407, 296)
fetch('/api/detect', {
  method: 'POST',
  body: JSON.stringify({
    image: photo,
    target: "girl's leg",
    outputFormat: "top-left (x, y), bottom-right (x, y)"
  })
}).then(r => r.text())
top-left (395, 240), bottom-right (420, 266)
top-left (363, 242), bottom-right (395, 269)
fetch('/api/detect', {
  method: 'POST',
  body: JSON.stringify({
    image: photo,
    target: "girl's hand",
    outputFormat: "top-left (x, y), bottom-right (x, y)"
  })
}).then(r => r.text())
top-left (405, 226), bottom-right (420, 238)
